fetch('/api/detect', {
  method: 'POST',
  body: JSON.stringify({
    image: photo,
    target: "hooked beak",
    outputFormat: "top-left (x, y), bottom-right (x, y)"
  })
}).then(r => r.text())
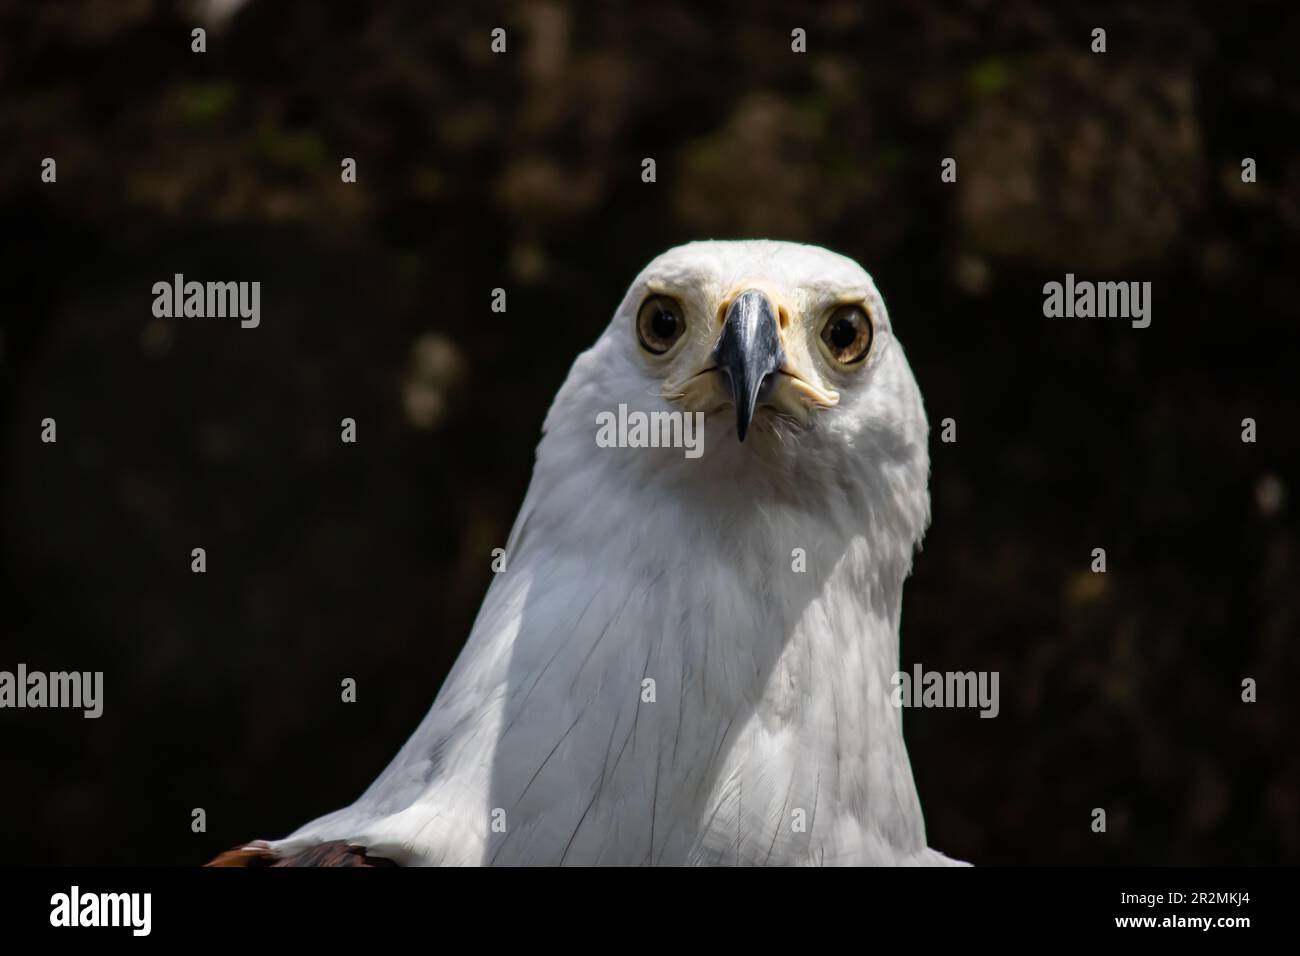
top-left (714, 289), bottom-right (784, 441)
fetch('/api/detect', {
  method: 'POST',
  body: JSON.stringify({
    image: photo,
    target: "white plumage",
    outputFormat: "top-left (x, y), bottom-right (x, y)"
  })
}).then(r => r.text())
top-left (270, 240), bottom-right (964, 865)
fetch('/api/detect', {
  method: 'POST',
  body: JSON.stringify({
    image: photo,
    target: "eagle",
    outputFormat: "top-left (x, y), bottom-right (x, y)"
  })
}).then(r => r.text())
top-left (211, 240), bottom-right (964, 866)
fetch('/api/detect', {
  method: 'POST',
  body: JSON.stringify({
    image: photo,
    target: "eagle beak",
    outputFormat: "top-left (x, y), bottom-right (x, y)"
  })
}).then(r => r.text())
top-left (714, 289), bottom-right (784, 441)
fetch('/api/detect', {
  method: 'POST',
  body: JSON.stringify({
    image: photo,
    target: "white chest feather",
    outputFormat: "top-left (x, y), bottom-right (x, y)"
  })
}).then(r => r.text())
top-left (283, 417), bottom-right (942, 865)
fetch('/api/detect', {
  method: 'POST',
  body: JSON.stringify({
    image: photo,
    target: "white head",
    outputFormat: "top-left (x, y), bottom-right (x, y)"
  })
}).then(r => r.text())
top-left (535, 240), bottom-right (931, 568)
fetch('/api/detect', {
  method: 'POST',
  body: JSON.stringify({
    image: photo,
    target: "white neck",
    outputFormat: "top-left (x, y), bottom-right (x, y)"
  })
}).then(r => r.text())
top-left (290, 346), bottom-right (936, 865)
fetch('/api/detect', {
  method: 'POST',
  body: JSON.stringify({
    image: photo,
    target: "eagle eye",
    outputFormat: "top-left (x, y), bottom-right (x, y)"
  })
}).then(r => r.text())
top-left (820, 304), bottom-right (874, 365)
top-left (636, 295), bottom-right (685, 355)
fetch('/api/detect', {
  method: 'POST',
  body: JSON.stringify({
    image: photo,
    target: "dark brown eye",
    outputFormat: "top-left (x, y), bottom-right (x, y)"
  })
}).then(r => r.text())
top-left (820, 304), bottom-right (874, 364)
top-left (636, 295), bottom-right (685, 354)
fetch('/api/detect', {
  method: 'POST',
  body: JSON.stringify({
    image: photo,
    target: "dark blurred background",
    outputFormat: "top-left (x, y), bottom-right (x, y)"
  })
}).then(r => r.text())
top-left (1, 1), bottom-right (1296, 865)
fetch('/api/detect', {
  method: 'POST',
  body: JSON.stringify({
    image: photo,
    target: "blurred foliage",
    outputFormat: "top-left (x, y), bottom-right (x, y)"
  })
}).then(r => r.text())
top-left (0, 0), bottom-right (1297, 865)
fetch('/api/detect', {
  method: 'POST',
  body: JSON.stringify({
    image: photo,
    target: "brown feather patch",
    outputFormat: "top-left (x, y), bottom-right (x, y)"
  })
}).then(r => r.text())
top-left (206, 846), bottom-right (277, 867)
top-left (206, 841), bottom-right (398, 867)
